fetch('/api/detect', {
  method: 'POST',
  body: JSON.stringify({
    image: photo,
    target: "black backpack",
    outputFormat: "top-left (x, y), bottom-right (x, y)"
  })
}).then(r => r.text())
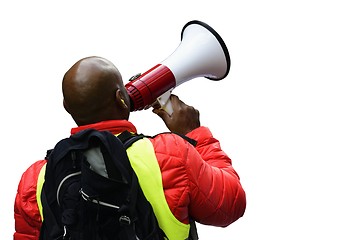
top-left (39, 128), bottom-right (166, 240)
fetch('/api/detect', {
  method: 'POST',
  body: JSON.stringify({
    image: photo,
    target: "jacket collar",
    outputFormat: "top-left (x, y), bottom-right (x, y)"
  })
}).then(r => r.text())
top-left (70, 120), bottom-right (137, 135)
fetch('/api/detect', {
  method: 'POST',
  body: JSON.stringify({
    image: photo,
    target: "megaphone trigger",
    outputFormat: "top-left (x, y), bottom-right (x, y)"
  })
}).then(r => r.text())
top-left (156, 90), bottom-right (174, 115)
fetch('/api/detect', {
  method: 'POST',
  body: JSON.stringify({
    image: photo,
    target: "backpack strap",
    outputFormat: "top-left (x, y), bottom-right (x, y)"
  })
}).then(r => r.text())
top-left (40, 177), bottom-right (64, 240)
top-left (174, 133), bottom-right (197, 147)
top-left (98, 131), bottom-right (145, 221)
top-left (98, 131), bottom-right (144, 181)
top-left (117, 131), bottom-right (145, 148)
top-left (115, 131), bottom-right (147, 238)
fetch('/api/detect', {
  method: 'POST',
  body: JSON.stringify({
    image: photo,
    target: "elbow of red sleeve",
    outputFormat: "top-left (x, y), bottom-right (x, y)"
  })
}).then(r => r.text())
top-left (221, 187), bottom-right (246, 227)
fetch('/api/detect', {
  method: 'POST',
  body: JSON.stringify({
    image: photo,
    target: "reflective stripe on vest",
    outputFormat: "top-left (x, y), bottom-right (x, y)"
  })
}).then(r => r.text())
top-left (35, 137), bottom-right (190, 239)
top-left (127, 138), bottom-right (190, 240)
top-left (36, 162), bottom-right (47, 221)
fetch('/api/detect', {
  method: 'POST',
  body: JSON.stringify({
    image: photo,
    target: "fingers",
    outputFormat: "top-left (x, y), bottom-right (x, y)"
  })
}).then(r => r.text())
top-left (169, 94), bottom-right (181, 107)
top-left (152, 106), bottom-right (172, 125)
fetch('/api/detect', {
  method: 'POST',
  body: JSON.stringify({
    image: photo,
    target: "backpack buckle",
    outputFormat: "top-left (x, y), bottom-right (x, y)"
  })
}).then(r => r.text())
top-left (119, 215), bottom-right (131, 225)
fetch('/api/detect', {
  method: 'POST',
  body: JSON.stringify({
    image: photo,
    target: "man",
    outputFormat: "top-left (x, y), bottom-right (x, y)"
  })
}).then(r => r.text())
top-left (14, 56), bottom-right (246, 239)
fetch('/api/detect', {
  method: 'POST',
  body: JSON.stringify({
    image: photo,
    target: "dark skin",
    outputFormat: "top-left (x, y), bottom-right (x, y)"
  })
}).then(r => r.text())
top-left (62, 56), bottom-right (200, 135)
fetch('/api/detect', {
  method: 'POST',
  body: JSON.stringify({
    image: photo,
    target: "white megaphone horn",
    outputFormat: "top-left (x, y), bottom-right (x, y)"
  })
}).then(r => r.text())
top-left (125, 20), bottom-right (231, 114)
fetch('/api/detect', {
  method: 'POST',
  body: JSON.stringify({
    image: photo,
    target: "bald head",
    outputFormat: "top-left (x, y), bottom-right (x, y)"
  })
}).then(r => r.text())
top-left (62, 56), bottom-right (130, 126)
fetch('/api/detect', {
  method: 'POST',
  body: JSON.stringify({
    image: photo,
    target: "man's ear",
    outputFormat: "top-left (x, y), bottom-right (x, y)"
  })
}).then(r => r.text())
top-left (116, 89), bottom-right (128, 110)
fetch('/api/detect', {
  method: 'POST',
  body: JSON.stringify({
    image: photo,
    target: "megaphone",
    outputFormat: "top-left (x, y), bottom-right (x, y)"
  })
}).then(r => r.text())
top-left (125, 20), bottom-right (231, 114)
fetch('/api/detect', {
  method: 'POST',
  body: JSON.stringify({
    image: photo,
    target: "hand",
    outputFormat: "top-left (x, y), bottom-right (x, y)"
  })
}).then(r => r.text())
top-left (152, 94), bottom-right (200, 135)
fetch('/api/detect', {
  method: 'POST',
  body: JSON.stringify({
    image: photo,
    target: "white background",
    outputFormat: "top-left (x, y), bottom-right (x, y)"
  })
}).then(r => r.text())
top-left (1, 0), bottom-right (360, 239)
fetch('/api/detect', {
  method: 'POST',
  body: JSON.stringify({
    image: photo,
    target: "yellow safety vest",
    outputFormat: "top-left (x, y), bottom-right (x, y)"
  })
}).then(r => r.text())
top-left (36, 137), bottom-right (190, 240)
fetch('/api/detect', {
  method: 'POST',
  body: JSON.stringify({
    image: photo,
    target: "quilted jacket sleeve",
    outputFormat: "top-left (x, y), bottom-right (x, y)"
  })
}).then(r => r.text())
top-left (186, 126), bottom-right (246, 227)
top-left (14, 160), bottom-right (46, 240)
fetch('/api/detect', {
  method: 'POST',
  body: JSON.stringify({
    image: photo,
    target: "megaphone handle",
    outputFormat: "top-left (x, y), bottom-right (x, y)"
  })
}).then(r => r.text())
top-left (157, 90), bottom-right (174, 115)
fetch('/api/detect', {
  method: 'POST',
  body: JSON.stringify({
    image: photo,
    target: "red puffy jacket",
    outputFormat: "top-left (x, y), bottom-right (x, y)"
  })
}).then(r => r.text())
top-left (14, 120), bottom-right (246, 239)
